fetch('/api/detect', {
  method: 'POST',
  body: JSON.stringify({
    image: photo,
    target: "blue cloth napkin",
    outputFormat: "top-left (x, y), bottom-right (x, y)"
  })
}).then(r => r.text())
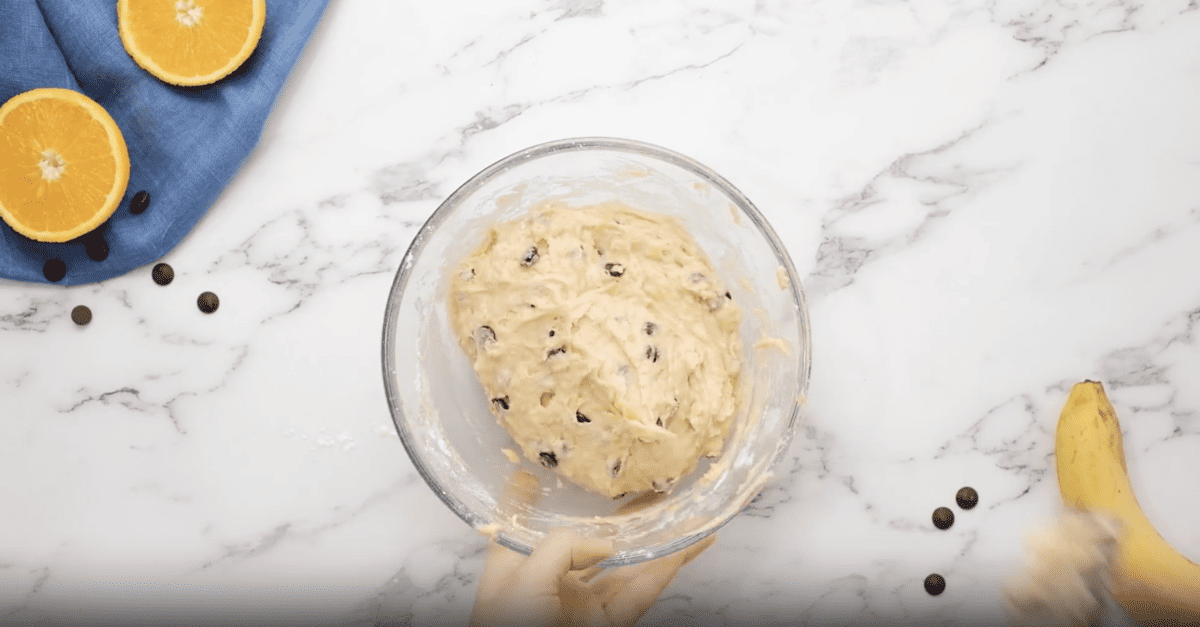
top-left (0, 0), bottom-right (329, 285)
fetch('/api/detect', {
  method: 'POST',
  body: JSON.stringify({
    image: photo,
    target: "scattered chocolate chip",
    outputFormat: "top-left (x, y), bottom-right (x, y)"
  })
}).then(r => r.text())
top-left (612, 493), bottom-right (627, 500)
top-left (43, 259), bottom-right (66, 282)
top-left (491, 396), bottom-right (510, 411)
top-left (539, 451), bottom-right (558, 468)
top-left (932, 507), bottom-right (954, 530)
top-left (84, 236), bottom-right (109, 262)
top-left (474, 325), bottom-right (496, 349)
top-left (197, 291), bottom-right (219, 314)
top-left (610, 459), bottom-right (623, 478)
top-left (655, 417), bottom-right (663, 427)
top-left (546, 346), bottom-right (566, 359)
top-left (643, 322), bottom-right (656, 335)
top-left (605, 262), bottom-right (625, 277)
top-left (548, 329), bottom-right (555, 337)
top-left (725, 291), bottom-right (732, 300)
top-left (520, 246), bottom-right (539, 267)
top-left (576, 410), bottom-right (590, 423)
top-left (925, 574), bottom-right (946, 596)
top-left (540, 392), bottom-right (555, 407)
top-left (645, 345), bottom-right (659, 362)
top-left (956, 487), bottom-right (979, 510)
top-left (129, 190), bottom-right (150, 215)
top-left (152, 263), bottom-right (174, 286)
top-left (71, 305), bottom-right (91, 326)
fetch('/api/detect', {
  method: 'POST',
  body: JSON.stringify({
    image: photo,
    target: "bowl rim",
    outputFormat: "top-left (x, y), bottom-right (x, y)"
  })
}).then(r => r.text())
top-left (381, 136), bottom-right (812, 563)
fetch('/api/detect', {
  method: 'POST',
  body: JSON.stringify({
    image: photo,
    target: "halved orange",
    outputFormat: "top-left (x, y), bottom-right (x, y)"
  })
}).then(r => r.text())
top-left (0, 88), bottom-right (130, 243)
top-left (118, 0), bottom-right (267, 87)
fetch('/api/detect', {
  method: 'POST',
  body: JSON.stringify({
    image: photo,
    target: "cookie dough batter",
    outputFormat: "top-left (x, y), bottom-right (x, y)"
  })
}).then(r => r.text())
top-left (449, 201), bottom-right (743, 498)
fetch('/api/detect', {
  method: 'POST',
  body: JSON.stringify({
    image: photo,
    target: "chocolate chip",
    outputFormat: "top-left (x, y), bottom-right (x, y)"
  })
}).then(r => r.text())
top-left (655, 417), bottom-right (663, 427)
top-left (491, 396), bottom-right (509, 411)
top-left (520, 246), bottom-right (539, 267)
top-left (956, 487), bottom-right (979, 510)
top-left (197, 291), bottom-right (219, 314)
top-left (540, 392), bottom-right (555, 407)
top-left (548, 329), bottom-right (555, 337)
top-left (84, 236), bottom-right (109, 262)
top-left (575, 410), bottom-right (590, 423)
top-left (71, 305), bottom-right (91, 326)
top-left (546, 346), bottom-right (566, 359)
top-left (725, 291), bottom-right (732, 300)
top-left (152, 263), bottom-right (174, 286)
top-left (610, 459), bottom-right (623, 478)
top-left (612, 493), bottom-right (627, 500)
top-left (645, 346), bottom-right (659, 362)
top-left (129, 190), bottom-right (150, 215)
top-left (643, 322), bottom-right (656, 335)
top-left (932, 507), bottom-right (954, 530)
top-left (539, 451), bottom-right (557, 468)
top-left (43, 259), bottom-right (66, 282)
top-left (924, 574), bottom-right (946, 596)
top-left (605, 262), bottom-right (624, 277)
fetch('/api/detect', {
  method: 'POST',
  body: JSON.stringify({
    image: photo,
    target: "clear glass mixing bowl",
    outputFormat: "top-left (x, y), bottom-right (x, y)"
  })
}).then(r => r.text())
top-left (382, 137), bottom-right (810, 566)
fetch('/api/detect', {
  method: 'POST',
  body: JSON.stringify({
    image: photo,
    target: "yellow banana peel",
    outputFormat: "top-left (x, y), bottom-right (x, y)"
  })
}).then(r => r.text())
top-left (1056, 380), bottom-right (1200, 626)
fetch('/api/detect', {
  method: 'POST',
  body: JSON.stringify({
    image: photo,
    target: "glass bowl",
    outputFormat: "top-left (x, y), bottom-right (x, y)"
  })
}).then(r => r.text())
top-left (382, 137), bottom-right (810, 566)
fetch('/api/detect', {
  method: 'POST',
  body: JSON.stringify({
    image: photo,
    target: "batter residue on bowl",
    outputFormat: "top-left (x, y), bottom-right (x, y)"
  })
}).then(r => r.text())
top-left (449, 201), bottom-right (743, 498)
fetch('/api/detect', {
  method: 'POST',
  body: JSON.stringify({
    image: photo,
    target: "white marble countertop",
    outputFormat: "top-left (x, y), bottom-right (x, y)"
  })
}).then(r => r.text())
top-left (3, 0), bottom-right (1200, 625)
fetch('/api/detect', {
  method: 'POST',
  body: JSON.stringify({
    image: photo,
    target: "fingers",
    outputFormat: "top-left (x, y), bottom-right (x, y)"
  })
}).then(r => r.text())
top-left (514, 529), bottom-right (613, 596)
top-left (601, 534), bottom-right (717, 627)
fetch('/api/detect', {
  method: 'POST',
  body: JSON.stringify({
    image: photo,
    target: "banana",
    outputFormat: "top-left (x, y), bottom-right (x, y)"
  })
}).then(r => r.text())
top-left (1056, 380), bottom-right (1200, 626)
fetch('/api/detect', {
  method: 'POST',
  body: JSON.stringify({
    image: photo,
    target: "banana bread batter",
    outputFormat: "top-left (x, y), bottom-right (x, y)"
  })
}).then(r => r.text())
top-left (449, 201), bottom-right (742, 498)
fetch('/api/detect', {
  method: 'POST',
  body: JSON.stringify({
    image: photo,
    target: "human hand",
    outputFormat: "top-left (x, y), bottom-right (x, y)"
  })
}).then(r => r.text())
top-left (470, 528), bottom-right (716, 627)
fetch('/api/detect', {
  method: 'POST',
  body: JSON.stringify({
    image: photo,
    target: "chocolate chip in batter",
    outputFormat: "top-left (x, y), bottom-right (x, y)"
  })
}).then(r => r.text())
top-left (932, 507), bottom-right (954, 530)
top-left (645, 345), bottom-right (659, 362)
top-left (520, 246), bottom-right (539, 267)
top-left (610, 458), bottom-right (623, 478)
top-left (643, 322), bottom-right (656, 335)
top-left (575, 410), bottom-right (590, 423)
top-left (956, 487), bottom-right (979, 510)
top-left (540, 392), bottom-right (555, 407)
top-left (474, 325), bottom-right (497, 349)
top-left (655, 417), bottom-right (663, 427)
top-left (492, 396), bottom-right (510, 411)
top-left (546, 345), bottom-right (567, 359)
top-left (924, 574), bottom-right (946, 596)
top-left (605, 262), bottom-right (625, 277)
top-left (539, 451), bottom-right (558, 468)
top-left (548, 329), bottom-right (555, 337)
top-left (725, 291), bottom-right (732, 300)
